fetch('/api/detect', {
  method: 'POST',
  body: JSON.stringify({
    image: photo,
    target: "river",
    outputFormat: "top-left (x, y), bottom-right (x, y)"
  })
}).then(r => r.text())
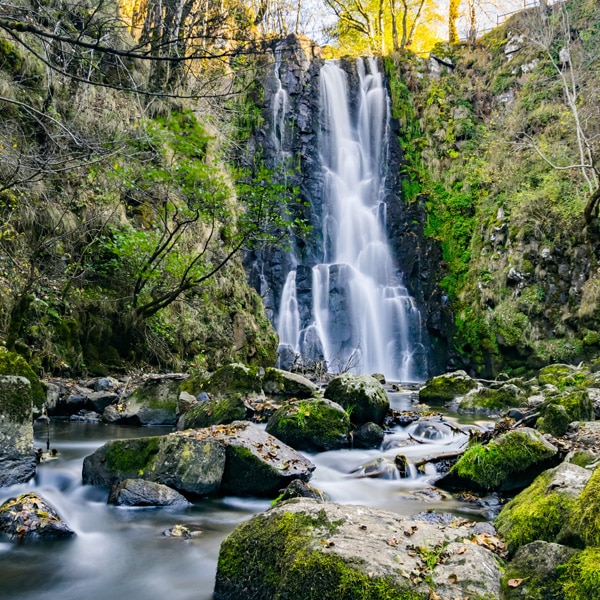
top-left (0, 390), bottom-right (493, 600)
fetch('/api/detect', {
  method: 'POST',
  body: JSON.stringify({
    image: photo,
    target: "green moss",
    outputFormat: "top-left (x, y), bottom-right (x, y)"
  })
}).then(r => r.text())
top-left (571, 465), bottom-right (600, 546)
top-left (460, 385), bottom-right (525, 413)
top-left (0, 375), bottom-right (32, 422)
top-left (0, 350), bottom-right (44, 409)
top-left (538, 364), bottom-right (590, 389)
top-left (418, 371), bottom-right (478, 404)
top-left (558, 548), bottom-right (600, 600)
top-left (569, 450), bottom-right (597, 468)
top-left (202, 363), bottom-right (263, 396)
top-left (324, 374), bottom-right (389, 425)
top-left (266, 399), bottom-right (350, 452)
top-left (181, 395), bottom-right (246, 428)
top-left (451, 430), bottom-right (555, 490)
top-left (216, 508), bottom-right (419, 599)
top-left (537, 404), bottom-right (570, 436)
top-left (495, 469), bottom-right (577, 554)
top-left (104, 437), bottom-right (161, 475)
top-left (0, 38), bottom-right (24, 74)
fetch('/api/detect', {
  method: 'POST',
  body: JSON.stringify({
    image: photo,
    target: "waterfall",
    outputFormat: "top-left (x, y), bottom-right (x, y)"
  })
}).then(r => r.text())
top-left (275, 57), bottom-right (425, 382)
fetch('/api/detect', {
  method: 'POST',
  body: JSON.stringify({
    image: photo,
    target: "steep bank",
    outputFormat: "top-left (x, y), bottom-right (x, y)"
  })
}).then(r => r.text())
top-left (387, 0), bottom-right (600, 376)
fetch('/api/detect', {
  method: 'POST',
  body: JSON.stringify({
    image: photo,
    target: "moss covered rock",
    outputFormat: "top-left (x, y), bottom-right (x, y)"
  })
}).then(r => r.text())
top-left (418, 371), bottom-right (478, 405)
top-left (571, 464), bottom-right (600, 547)
top-left (214, 499), bottom-right (504, 600)
top-left (0, 350), bottom-right (44, 410)
top-left (500, 541), bottom-right (577, 600)
top-left (442, 428), bottom-right (558, 491)
top-left (200, 363), bottom-right (263, 396)
top-left (199, 421), bottom-right (315, 496)
top-left (459, 383), bottom-right (526, 414)
top-left (536, 403), bottom-right (571, 436)
top-left (178, 395), bottom-right (247, 430)
top-left (537, 364), bottom-right (591, 389)
top-left (324, 374), bottom-right (389, 426)
top-left (262, 367), bottom-right (318, 398)
top-left (495, 462), bottom-right (591, 554)
top-left (265, 398), bottom-right (350, 452)
top-left (556, 547), bottom-right (600, 599)
top-left (0, 375), bottom-right (36, 487)
top-left (82, 433), bottom-right (226, 496)
top-left (115, 374), bottom-right (185, 426)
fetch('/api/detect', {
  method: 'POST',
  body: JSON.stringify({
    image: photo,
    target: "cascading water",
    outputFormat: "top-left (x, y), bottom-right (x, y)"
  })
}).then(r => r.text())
top-left (276, 58), bottom-right (425, 382)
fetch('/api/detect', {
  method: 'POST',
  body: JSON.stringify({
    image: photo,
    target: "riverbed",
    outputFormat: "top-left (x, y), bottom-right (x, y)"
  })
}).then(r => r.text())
top-left (0, 390), bottom-right (493, 600)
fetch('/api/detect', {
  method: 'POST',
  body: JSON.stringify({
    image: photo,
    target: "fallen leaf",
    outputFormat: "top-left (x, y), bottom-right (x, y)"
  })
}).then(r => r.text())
top-left (508, 578), bottom-right (525, 588)
top-left (448, 573), bottom-right (458, 584)
top-left (386, 537), bottom-right (398, 547)
top-left (456, 546), bottom-right (468, 554)
top-left (404, 525), bottom-right (418, 536)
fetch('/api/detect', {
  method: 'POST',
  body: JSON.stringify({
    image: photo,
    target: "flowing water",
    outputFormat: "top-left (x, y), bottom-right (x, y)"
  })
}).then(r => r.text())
top-left (0, 400), bottom-right (494, 600)
top-left (275, 59), bottom-right (424, 382)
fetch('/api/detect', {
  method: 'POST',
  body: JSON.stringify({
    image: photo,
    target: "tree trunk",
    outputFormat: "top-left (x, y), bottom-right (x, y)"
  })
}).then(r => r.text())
top-left (449, 0), bottom-right (460, 43)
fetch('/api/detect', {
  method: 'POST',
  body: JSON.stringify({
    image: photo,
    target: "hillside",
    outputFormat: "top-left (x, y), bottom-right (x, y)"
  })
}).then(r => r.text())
top-left (388, 0), bottom-right (600, 375)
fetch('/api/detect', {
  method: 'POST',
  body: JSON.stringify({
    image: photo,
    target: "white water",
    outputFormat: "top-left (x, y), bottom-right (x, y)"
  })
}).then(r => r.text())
top-left (276, 58), bottom-right (424, 381)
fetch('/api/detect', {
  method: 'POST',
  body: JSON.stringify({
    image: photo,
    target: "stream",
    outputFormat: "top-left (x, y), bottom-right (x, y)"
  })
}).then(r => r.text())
top-left (0, 390), bottom-right (493, 600)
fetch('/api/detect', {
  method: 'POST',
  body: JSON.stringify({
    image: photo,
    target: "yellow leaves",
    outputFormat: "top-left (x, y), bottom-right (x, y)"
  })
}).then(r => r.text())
top-left (508, 578), bottom-right (527, 588)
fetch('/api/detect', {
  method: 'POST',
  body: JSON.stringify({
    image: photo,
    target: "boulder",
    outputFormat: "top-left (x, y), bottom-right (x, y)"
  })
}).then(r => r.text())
top-left (262, 367), bottom-right (318, 398)
top-left (214, 499), bottom-right (503, 600)
top-left (86, 390), bottom-right (119, 413)
top-left (418, 370), bottom-right (478, 404)
top-left (439, 428), bottom-right (558, 491)
top-left (570, 463), bottom-right (600, 547)
top-left (83, 422), bottom-right (314, 498)
top-left (351, 422), bottom-right (384, 449)
top-left (324, 374), bottom-right (389, 425)
top-left (112, 374), bottom-right (185, 426)
top-left (108, 479), bottom-right (191, 507)
top-left (0, 375), bottom-right (36, 487)
top-left (0, 350), bottom-right (45, 411)
top-left (458, 383), bottom-right (526, 414)
top-left (178, 395), bottom-right (247, 430)
top-left (0, 492), bottom-right (75, 540)
top-left (265, 398), bottom-right (350, 452)
top-left (185, 363), bottom-right (263, 398)
top-left (495, 462), bottom-right (591, 554)
top-left (501, 541), bottom-right (577, 600)
top-left (537, 389), bottom-right (595, 436)
top-left (82, 434), bottom-right (226, 496)
top-left (189, 421), bottom-right (315, 496)
top-left (537, 363), bottom-right (591, 389)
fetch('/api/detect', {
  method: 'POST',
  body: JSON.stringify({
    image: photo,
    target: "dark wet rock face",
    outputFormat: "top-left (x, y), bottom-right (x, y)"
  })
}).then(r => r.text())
top-left (0, 493), bottom-right (75, 541)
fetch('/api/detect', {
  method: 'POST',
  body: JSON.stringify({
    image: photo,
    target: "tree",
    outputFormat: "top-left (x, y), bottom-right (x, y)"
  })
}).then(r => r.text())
top-left (516, 1), bottom-right (599, 223)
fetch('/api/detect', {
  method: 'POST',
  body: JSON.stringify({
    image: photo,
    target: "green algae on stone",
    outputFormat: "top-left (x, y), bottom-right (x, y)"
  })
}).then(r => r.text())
top-left (450, 428), bottom-right (557, 490)
top-left (537, 364), bottom-right (591, 390)
top-left (459, 384), bottom-right (526, 413)
top-left (557, 547), bottom-right (600, 600)
top-left (495, 463), bottom-right (589, 554)
top-left (0, 350), bottom-right (44, 410)
top-left (215, 507), bottom-right (419, 600)
top-left (180, 395), bottom-right (246, 429)
top-left (571, 464), bottom-right (600, 547)
top-left (324, 374), bottom-right (389, 426)
top-left (500, 541), bottom-right (577, 600)
top-left (265, 398), bottom-right (350, 452)
top-left (418, 371), bottom-right (478, 405)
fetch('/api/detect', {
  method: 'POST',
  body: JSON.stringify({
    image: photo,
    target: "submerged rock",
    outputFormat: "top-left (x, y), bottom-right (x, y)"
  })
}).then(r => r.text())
top-left (265, 397), bottom-right (350, 451)
top-left (0, 492), bottom-right (75, 540)
top-left (108, 479), bottom-right (192, 507)
top-left (351, 422), bottom-right (384, 449)
top-left (0, 375), bottom-right (36, 487)
top-left (324, 374), bottom-right (389, 425)
top-left (214, 499), bottom-right (503, 600)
